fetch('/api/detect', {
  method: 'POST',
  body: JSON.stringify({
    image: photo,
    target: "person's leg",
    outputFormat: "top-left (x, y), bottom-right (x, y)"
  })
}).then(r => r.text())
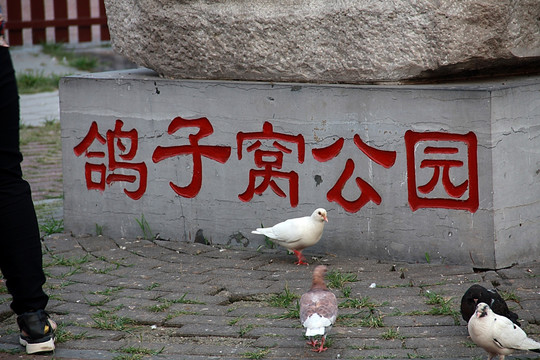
top-left (0, 46), bottom-right (55, 354)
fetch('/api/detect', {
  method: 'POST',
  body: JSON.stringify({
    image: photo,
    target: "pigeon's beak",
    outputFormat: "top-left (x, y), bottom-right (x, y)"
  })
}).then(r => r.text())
top-left (324, 215), bottom-right (328, 222)
top-left (473, 298), bottom-right (478, 304)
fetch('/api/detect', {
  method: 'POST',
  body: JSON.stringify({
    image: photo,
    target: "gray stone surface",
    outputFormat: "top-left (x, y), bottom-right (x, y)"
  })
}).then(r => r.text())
top-left (60, 69), bottom-right (540, 268)
top-left (104, 0), bottom-right (540, 83)
top-left (2, 233), bottom-right (540, 359)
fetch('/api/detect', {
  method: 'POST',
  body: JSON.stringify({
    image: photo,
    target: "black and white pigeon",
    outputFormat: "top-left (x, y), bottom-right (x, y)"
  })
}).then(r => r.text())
top-left (461, 285), bottom-right (520, 326)
top-left (252, 208), bottom-right (328, 265)
top-left (468, 302), bottom-right (540, 360)
top-left (299, 265), bottom-right (338, 352)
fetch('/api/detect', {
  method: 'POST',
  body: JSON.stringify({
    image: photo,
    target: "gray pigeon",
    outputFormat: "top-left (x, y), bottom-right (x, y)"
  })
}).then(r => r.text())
top-left (299, 265), bottom-right (338, 352)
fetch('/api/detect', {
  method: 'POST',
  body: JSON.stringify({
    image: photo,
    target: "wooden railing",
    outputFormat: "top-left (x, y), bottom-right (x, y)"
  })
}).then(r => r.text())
top-left (4, 0), bottom-right (109, 46)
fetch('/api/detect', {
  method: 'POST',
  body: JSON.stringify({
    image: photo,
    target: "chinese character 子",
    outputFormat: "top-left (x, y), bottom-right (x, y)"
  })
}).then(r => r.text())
top-left (312, 135), bottom-right (396, 213)
top-left (404, 130), bottom-right (478, 212)
top-left (152, 116), bottom-right (231, 198)
top-left (73, 120), bottom-right (148, 200)
top-left (237, 121), bottom-right (305, 207)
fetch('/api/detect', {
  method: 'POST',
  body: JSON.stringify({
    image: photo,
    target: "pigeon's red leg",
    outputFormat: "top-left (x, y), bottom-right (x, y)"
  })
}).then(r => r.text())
top-left (306, 338), bottom-right (318, 347)
top-left (293, 250), bottom-right (308, 265)
top-left (313, 336), bottom-right (328, 352)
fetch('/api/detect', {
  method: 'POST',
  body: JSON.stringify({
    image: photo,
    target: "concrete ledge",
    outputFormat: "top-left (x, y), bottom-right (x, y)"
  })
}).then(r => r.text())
top-left (60, 69), bottom-right (540, 269)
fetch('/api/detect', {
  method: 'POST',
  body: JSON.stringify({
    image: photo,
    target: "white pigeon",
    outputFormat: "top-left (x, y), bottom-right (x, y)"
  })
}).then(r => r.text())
top-left (300, 265), bottom-right (338, 352)
top-left (251, 208), bottom-right (328, 265)
top-left (468, 302), bottom-right (540, 360)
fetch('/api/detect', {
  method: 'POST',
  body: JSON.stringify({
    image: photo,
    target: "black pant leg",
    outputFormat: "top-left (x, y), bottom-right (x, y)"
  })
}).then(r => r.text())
top-left (0, 46), bottom-right (49, 315)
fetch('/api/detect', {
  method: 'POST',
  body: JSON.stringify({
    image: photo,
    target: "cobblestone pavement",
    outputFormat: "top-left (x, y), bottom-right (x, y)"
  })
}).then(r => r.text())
top-left (1, 234), bottom-right (540, 360)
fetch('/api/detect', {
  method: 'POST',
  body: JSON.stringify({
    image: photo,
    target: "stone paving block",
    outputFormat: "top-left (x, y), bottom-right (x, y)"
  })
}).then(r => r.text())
top-left (52, 301), bottom-right (103, 316)
top-left (60, 338), bottom-right (128, 351)
top-left (399, 325), bottom-right (468, 338)
top-left (66, 272), bottom-right (120, 286)
top-left (165, 314), bottom-right (233, 327)
top-left (170, 323), bottom-right (241, 338)
top-left (76, 236), bottom-right (119, 252)
top-left (43, 233), bottom-right (85, 253)
top-left (167, 303), bottom-right (229, 317)
top-left (383, 314), bottom-right (457, 327)
top-left (53, 348), bottom-right (116, 360)
top-left (106, 297), bottom-right (158, 309)
top-left (415, 345), bottom-right (485, 359)
top-left (158, 292), bottom-right (229, 306)
top-left (153, 240), bottom-right (219, 255)
top-left (226, 304), bottom-right (287, 319)
top-left (341, 347), bottom-right (419, 359)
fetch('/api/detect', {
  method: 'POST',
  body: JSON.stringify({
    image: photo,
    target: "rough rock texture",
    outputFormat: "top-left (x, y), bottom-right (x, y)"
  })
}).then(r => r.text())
top-left (104, 0), bottom-right (540, 83)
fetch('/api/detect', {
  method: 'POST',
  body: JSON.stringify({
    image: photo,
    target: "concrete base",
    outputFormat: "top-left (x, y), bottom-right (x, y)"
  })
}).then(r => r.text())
top-left (60, 69), bottom-right (540, 269)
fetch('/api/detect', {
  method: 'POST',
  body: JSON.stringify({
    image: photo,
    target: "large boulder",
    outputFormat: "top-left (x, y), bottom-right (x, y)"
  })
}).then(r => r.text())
top-left (104, 0), bottom-right (540, 83)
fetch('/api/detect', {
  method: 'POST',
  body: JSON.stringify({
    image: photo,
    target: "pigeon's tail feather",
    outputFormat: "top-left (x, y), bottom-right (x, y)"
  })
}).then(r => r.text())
top-left (519, 337), bottom-right (540, 351)
top-left (305, 327), bottom-right (325, 337)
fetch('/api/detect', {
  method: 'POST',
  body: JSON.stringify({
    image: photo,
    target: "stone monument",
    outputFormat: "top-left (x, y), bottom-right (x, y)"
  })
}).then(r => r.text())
top-left (59, 1), bottom-right (540, 269)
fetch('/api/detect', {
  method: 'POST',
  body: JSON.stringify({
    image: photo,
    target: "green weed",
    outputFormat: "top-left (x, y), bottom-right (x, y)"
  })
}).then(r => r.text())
top-left (326, 269), bottom-right (358, 290)
top-left (39, 217), bottom-right (64, 235)
top-left (135, 214), bottom-right (154, 240)
top-left (381, 327), bottom-right (404, 340)
top-left (241, 348), bottom-right (270, 359)
top-left (16, 70), bottom-right (62, 94)
top-left (268, 284), bottom-right (299, 308)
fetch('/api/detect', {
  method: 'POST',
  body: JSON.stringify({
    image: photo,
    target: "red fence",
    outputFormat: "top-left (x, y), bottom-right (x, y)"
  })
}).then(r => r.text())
top-left (4, 0), bottom-right (109, 46)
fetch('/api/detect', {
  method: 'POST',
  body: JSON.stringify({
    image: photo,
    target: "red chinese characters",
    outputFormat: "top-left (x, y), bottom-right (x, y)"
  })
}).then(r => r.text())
top-left (312, 135), bottom-right (397, 213)
top-left (73, 117), bottom-right (480, 214)
top-left (236, 121), bottom-right (305, 207)
top-left (73, 120), bottom-right (148, 200)
top-left (404, 130), bottom-right (478, 212)
top-left (152, 117), bottom-right (231, 198)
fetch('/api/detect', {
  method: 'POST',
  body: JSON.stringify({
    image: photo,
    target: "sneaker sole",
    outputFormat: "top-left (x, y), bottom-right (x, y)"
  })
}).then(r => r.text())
top-left (20, 337), bottom-right (55, 354)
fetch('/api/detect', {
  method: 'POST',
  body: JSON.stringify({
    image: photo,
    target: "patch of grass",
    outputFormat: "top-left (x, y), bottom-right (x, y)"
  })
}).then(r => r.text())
top-left (499, 290), bottom-right (521, 303)
top-left (16, 70), bottom-right (63, 94)
top-left (148, 302), bottom-right (171, 313)
top-left (277, 301), bottom-right (300, 319)
top-left (167, 292), bottom-right (205, 305)
top-left (91, 309), bottom-right (133, 331)
top-left (268, 284), bottom-right (299, 308)
top-left (44, 253), bottom-right (89, 267)
top-left (339, 296), bottom-right (379, 310)
top-left (116, 345), bottom-right (164, 357)
top-left (146, 282), bottom-right (160, 291)
top-left (327, 269), bottom-right (358, 290)
top-left (462, 340), bottom-right (477, 348)
top-left (86, 297), bottom-right (111, 307)
top-left (411, 291), bottom-right (461, 325)
top-left (228, 315), bottom-right (244, 326)
top-left (39, 217), bottom-right (64, 235)
top-left (20, 120), bottom-right (61, 146)
top-left (239, 324), bottom-right (255, 337)
top-left (55, 323), bottom-right (90, 344)
top-left (337, 310), bottom-right (384, 328)
top-left (68, 56), bottom-right (98, 71)
top-left (381, 327), bottom-right (404, 340)
top-left (241, 348), bottom-right (270, 359)
top-left (41, 42), bottom-right (98, 71)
